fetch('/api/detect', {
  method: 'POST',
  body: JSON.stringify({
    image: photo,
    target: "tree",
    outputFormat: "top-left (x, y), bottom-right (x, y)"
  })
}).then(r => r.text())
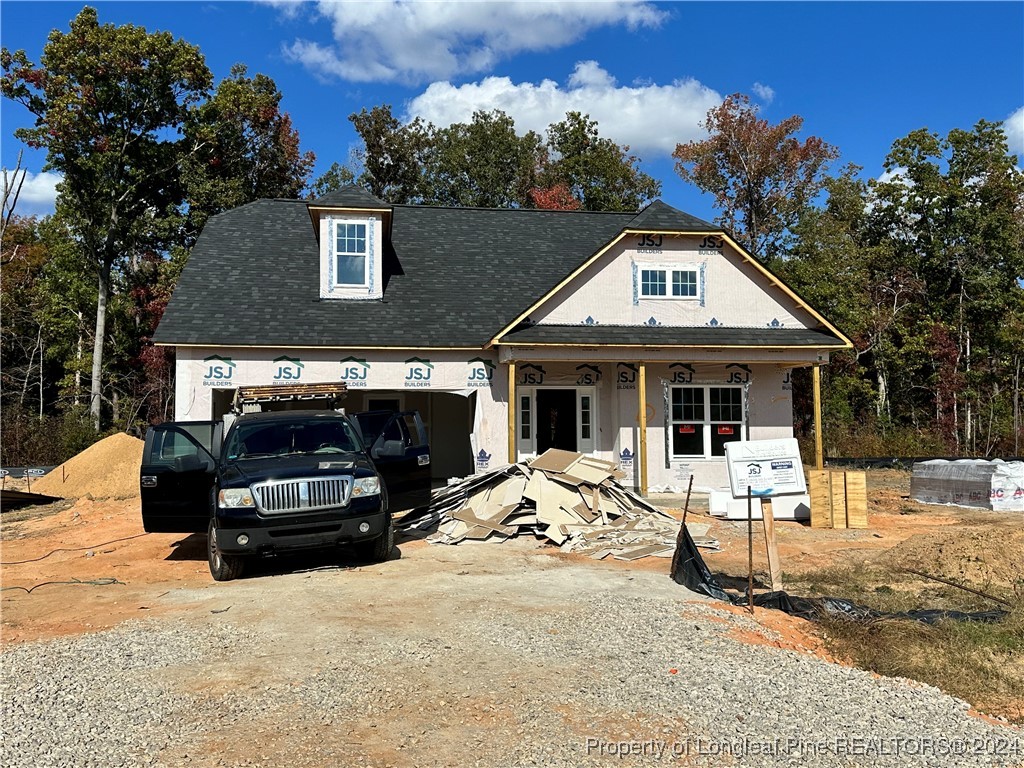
top-left (673, 93), bottom-right (838, 260)
top-left (529, 182), bottom-right (582, 210)
top-left (349, 105), bottom-right (429, 203)
top-left (866, 121), bottom-right (1024, 452)
top-left (421, 110), bottom-right (543, 208)
top-left (309, 161), bottom-right (357, 199)
top-left (2, 6), bottom-right (211, 429)
top-left (179, 64), bottom-right (315, 244)
top-left (541, 112), bottom-right (660, 211)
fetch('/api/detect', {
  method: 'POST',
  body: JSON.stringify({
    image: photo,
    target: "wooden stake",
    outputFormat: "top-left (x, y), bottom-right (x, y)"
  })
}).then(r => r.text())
top-left (747, 487), bottom-right (754, 614)
top-left (762, 499), bottom-right (782, 591)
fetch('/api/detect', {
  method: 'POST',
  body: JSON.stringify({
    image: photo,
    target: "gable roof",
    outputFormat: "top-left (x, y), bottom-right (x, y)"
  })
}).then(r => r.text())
top-left (309, 185), bottom-right (389, 209)
top-left (627, 200), bottom-right (714, 231)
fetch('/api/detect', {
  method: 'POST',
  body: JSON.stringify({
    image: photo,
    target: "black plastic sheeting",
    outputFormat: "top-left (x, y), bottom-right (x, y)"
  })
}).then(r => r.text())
top-left (669, 526), bottom-right (1007, 624)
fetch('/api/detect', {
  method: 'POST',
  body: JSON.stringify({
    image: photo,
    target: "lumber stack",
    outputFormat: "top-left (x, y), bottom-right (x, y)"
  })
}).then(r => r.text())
top-left (399, 449), bottom-right (700, 560)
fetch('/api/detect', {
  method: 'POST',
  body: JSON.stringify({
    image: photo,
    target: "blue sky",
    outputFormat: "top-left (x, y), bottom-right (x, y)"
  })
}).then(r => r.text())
top-left (2, 1), bottom-right (1022, 220)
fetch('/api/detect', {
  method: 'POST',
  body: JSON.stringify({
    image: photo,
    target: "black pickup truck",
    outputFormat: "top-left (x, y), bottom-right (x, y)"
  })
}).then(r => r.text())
top-left (140, 410), bottom-right (429, 581)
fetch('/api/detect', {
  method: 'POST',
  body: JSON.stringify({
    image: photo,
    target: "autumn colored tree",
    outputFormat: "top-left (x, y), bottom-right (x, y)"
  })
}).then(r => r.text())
top-left (179, 64), bottom-right (315, 245)
top-left (2, 6), bottom-right (211, 430)
top-left (674, 93), bottom-right (838, 261)
top-left (530, 182), bottom-right (582, 210)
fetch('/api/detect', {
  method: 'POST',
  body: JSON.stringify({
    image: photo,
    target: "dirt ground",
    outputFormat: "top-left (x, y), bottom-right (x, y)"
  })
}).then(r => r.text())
top-left (3, 468), bottom-right (1020, 647)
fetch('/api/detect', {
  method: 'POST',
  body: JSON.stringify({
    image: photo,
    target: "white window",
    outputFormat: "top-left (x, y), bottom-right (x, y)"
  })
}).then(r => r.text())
top-left (638, 264), bottom-right (701, 299)
top-left (670, 385), bottom-right (743, 458)
top-left (334, 221), bottom-right (368, 286)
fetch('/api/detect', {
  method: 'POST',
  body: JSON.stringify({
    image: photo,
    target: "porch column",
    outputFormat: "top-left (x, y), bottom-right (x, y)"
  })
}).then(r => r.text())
top-left (508, 361), bottom-right (517, 464)
top-left (812, 363), bottom-right (824, 470)
top-left (638, 361), bottom-right (648, 496)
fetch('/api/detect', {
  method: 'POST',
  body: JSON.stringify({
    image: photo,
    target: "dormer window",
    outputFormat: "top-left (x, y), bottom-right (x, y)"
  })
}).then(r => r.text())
top-left (335, 222), bottom-right (368, 286)
top-left (318, 214), bottom-right (382, 300)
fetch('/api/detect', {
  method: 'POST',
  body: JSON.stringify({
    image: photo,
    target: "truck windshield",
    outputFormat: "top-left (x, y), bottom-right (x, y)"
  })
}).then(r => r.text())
top-left (224, 419), bottom-right (362, 460)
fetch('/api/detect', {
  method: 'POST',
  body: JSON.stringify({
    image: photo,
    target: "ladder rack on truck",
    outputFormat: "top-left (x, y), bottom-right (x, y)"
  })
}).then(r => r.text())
top-left (231, 382), bottom-right (349, 414)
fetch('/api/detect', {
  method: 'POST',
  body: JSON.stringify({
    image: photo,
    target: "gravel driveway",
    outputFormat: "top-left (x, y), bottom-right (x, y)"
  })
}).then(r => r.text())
top-left (2, 539), bottom-right (1021, 767)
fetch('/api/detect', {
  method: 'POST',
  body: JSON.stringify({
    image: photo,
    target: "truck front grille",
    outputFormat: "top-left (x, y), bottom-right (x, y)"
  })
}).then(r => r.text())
top-left (252, 476), bottom-right (351, 515)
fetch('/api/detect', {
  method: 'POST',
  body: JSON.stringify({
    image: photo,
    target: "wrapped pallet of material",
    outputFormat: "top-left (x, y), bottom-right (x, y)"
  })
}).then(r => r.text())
top-left (991, 461), bottom-right (1024, 512)
top-left (910, 459), bottom-right (1024, 512)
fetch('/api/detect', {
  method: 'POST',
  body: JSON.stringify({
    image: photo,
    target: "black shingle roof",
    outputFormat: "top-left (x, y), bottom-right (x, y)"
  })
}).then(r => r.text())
top-left (499, 325), bottom-right (847, 347)
top-left (310, 186), bottom-right (389, 209)
top-left (627, 200), bottom-right (715, 231)
top-left (155, 200), bottom-right (633, 347)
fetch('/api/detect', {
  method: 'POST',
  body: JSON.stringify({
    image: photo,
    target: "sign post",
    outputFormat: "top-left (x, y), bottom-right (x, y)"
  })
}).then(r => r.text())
top-left (725, 439), bottom-right (805, 595)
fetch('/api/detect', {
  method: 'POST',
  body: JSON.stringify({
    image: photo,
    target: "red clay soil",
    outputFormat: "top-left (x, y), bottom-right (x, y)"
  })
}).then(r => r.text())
top-left (1, 498), bottom-right (208, 644)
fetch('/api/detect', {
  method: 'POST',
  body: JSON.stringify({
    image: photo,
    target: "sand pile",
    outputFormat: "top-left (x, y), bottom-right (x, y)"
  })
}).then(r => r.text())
top-left (33, 433), bottom-right (144, 500)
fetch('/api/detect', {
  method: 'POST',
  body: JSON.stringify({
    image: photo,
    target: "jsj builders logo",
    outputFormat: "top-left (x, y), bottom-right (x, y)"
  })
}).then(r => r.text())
top-left (340, 356), bottom-right (370, 388)
top-left (202, 355), bottom-right (235, 387)
top-left (616, 363), bottom-right (638, 390)
top-left (669, 363), bottom-right (695, 384)
top-left (467, 358), bottom-right (495, 388)
top-left (518, 363), bottom-right (546, 385)
top-left (575, 364), bottom-right (601, 385)
top-left (404, 357), bottom-right (433, 388)
top-left (272, 355), bottom-right (304, 380)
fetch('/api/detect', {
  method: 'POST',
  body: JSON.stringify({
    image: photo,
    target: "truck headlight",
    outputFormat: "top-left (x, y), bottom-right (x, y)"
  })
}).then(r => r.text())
top-left (219, 488), bottom-right (255, 507)
top-left (352, 476), bottom-right (381, 497)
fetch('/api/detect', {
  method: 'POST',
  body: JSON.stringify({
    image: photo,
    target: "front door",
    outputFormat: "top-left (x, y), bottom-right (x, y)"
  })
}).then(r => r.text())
top-left (535, 389), bottom-right (578, 454)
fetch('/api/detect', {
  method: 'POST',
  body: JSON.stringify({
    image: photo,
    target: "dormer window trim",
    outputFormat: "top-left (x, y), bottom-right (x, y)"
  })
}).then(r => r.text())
top-left (332, 220), bottom-right (370, 288)
top-left (321, 214), bottom-right (378, 300)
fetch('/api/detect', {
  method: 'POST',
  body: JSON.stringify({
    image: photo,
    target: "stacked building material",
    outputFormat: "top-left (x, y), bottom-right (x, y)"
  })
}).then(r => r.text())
top-left (399, 449), bottom-right (716, 560)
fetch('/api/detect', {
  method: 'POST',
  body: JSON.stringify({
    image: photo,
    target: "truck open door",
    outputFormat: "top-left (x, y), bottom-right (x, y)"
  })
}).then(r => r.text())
top-left (351, 410), bottom-right (431, 506)
top-left (140, 421), bottom-right (221, 533)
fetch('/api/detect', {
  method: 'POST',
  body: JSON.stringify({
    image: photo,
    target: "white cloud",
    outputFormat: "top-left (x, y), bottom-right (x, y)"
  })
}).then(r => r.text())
top-left (1005, 105), bottom-right (1024, 160)
top-left (876, 166), bottom-right (908, 186)
top-left (406, 61), bottom-right (722, 156)
top-left (280, 0), bottom-right (666, 83)
top-left (2, 169), bottom-right (61, 217)
top-left (752, 82), bottom-right (775, 104)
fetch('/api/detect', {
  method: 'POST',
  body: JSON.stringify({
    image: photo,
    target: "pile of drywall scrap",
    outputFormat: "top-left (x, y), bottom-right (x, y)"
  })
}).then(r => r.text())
top-left (400, 449), bottom-right (712, 560)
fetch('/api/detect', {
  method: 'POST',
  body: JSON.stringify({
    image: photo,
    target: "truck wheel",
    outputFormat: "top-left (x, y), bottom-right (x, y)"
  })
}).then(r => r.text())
top-left (208, 519), bottom-right (244, 581)
top-left (355, 519), bottom-right (394, 563)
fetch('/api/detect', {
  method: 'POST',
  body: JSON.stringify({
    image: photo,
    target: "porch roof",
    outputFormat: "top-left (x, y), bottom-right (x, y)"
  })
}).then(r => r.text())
top-left (497, 324), bottom-right (848, 348)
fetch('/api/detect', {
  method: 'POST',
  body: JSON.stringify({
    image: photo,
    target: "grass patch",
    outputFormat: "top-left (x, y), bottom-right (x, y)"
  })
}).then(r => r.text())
top-left (790, 565), bottom-right (1024, 723)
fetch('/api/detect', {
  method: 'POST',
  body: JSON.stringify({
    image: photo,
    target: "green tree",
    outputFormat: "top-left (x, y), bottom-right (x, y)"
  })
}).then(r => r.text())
top-left (673, 93), bottom-right (839, 260)
top-left (541, 111), bottom-right (660, 211)
top-left (349, 105), bottom-right (429, 203)
top-left (867, 121), bottom-right (1024, 452)
top-left (2, 6), bottom-right (211, 429)
top-left (421, 110), bottom-right (544, 208)
top-left (309, 161), bottom-right (357, 199)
